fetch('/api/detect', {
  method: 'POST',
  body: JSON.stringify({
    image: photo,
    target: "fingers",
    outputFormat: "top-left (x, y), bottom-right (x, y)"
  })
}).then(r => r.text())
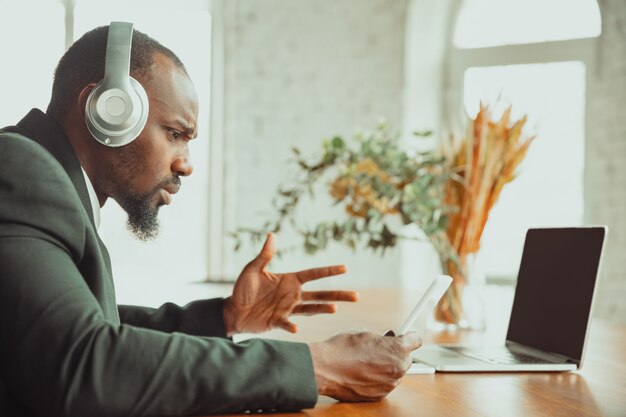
top-left (301, 290), bottom-right (358, 302)
top-left (292, 291), bottom-right (358, 316)
top-left (295, 265), bottom-right (348, 283)
top-left (398, 331), bottom-right (422, 352)
top-left (247, 233), bottom-right (276, 271)
top-left (292, 303), bottom-right (337, 316)
top-left (276, 318), bottom-right (298, 333)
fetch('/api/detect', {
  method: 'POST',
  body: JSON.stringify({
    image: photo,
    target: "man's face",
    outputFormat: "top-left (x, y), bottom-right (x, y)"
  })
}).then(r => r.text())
top-left (107, 53), bottom-right (199, 240)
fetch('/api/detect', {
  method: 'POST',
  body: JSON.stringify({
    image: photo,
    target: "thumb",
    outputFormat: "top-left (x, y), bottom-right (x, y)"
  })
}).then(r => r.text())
top-left (248, 233), bottom-right (276, 271)
top-left (399, 331), bottom-right (422, 352)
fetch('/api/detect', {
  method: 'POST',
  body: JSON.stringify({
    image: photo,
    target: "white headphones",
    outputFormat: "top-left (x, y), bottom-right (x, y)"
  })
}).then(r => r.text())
top-left (85, 22), bottom-right (149, 147)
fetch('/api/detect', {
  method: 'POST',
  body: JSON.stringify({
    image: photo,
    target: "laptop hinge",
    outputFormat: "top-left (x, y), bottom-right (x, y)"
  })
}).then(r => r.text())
top-left (505, 341), bottom-right (580, 364)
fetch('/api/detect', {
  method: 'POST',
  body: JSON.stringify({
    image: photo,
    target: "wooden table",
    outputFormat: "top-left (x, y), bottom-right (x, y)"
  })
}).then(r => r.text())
top-left (213, 287), bottom-right (626, 417)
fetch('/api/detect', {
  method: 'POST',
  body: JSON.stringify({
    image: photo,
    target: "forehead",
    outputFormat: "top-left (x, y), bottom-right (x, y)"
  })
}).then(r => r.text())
top-left (140, 53), bottom-right (199, 131)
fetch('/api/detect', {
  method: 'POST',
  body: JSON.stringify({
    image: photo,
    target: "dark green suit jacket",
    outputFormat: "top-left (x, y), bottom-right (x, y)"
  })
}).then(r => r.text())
top-left (0, 109), bottom-right (317, 416)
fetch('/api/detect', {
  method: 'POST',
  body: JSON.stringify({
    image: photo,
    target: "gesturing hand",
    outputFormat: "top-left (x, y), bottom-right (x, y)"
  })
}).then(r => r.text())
top-left (223, 233), bottom-right (358, 336)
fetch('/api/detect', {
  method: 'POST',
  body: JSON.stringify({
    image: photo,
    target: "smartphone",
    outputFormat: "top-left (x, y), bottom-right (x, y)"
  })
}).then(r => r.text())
top-left (393, 274), bottom-right (453, 336)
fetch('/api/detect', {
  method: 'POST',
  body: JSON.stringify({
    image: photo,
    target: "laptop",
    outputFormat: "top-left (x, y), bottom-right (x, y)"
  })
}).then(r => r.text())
top-left (411, 226), bottom-right (607, 372)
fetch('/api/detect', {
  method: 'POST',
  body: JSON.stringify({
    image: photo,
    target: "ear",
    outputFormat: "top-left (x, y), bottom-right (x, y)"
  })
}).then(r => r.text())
top-left (77, 83), bottom-right (98, 123)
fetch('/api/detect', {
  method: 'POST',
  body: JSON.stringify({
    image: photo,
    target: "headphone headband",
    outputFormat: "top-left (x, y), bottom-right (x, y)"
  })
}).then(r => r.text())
top-left (103, 22), bottom-right (134, 90)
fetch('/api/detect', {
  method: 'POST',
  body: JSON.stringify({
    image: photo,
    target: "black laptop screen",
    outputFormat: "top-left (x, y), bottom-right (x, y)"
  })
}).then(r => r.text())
top-left (505, 227), bottom-right (605, 362)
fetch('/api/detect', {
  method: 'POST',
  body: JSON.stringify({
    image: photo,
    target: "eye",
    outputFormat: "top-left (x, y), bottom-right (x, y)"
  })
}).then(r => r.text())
top-left (166, 128), bottom-right (181, 141)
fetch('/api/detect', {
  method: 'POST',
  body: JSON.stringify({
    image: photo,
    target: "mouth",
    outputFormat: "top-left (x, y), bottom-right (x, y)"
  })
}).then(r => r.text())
top-left (163, 183), bottom-right (181, 195)
top-left (160, 182), bottom-right (181, 205)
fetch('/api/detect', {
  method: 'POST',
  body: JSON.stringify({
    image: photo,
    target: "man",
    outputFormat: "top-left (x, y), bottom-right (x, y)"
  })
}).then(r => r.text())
top-left (0, 25), bottom-right (420, 416)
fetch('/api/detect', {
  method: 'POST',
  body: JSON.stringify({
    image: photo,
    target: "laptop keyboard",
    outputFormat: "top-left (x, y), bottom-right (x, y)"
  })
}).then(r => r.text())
top-left (445, 347), bottom-right (550, 365)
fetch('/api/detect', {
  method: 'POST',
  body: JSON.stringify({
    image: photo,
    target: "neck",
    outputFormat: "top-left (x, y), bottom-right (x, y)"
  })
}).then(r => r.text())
top-left (59, 112), bottom-right (109, 208)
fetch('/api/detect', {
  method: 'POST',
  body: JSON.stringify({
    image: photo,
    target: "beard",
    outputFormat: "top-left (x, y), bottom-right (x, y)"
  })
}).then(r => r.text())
top-left (116, 176), bottom-right (181, 241)
top-left (118, 190), bottom-right (160, 241)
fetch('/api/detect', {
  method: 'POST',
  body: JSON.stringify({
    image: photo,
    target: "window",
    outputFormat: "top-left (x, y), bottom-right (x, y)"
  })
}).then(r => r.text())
top-left (0, 0), bottom-right (213, 304)
top-left (454, 0), bottom-right (601, 49)
top-left (463, 62), bottom-right (586, 278)
top-left (448, 0), bottom-right (601, 280)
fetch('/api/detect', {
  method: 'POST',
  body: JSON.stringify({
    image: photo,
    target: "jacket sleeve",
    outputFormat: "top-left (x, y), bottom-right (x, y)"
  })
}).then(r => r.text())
top-left (118, 299), bottom-right (230, 338)
top-left (0, 135), bottom-right (318, 416)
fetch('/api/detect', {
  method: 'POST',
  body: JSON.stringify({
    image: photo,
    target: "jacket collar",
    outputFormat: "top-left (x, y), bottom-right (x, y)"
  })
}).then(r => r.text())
top-left (15, 108), bottom-right (96, 229)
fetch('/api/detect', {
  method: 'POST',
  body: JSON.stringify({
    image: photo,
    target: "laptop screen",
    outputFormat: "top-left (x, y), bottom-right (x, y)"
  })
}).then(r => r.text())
top-left (505, 227), bottom-right (605, 362)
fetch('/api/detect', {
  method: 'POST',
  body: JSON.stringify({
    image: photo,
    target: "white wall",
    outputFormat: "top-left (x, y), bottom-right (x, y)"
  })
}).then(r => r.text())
top-left (104, 0), bottom-right (625, 324)
top-left (220, 0), bottom-right (410, 289)
top-left (586, 0), bottom-right (626, 324)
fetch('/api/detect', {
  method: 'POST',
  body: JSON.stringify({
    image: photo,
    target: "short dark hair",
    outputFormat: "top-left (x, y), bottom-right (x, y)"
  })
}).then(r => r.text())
top-left (47, 25), bottom-right (186, 121)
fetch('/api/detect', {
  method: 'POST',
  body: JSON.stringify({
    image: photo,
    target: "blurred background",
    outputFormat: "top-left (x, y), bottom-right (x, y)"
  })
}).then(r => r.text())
top-left (1, 0), bottom-right (624, 324)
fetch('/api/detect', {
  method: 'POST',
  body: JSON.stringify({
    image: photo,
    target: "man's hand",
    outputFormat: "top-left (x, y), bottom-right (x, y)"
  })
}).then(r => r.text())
top-left (223, 233), bottom-right (358, 336)
top-left (308, 331), bottom-right (422, 402)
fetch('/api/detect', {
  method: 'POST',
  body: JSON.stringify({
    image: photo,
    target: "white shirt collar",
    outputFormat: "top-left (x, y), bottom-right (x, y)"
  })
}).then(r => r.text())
top-left (81, 167), bottom-right (101, 230)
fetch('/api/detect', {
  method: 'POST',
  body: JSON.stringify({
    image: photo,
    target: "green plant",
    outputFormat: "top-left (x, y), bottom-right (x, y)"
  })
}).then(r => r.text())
top-left (232, 121), bottom-right (458, 263)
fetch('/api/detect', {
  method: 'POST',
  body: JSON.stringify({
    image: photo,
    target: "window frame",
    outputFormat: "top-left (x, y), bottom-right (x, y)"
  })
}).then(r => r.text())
top-left (445, 38), bottom-right (598, 128)
top-left (443, 1), bottom-right (602, 282)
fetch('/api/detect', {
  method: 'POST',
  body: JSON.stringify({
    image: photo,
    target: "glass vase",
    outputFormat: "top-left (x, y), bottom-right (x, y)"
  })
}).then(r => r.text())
top-left (432, 252), bottom-right (486, 331)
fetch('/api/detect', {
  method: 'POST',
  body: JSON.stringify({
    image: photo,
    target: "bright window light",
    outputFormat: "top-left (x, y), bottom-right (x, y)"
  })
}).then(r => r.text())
top-left (0, 1), bottom-right (64, 126)
top-left (463, 61), bottom-right (586, 279)
top-left (454, 0), bottom-right (601, 49)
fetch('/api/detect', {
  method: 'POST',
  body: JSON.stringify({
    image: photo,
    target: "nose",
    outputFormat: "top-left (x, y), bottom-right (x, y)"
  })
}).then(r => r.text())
top-left (172, 148), bottom-right (193, 177)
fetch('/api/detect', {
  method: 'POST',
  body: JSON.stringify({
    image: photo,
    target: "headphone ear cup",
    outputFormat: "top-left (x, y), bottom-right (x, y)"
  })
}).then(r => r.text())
top-left (85, 22), bottom-right (148, 147)
top-left (85, 75), bottom-right (149, 147)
